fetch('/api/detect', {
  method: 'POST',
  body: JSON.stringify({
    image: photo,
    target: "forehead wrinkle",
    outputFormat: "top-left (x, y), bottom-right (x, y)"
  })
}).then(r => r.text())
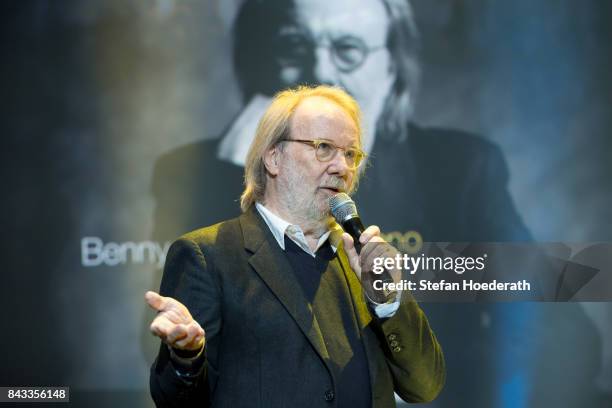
top-left (290, 97), bottom-right (358, 145)
top-left (293, 0), bottom-right (389, 42)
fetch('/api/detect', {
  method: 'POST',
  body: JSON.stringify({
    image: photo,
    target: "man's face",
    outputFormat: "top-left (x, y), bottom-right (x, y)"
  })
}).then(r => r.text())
top-left (275, 96), bottom-right (359, 223)
top-left (274, 0), bottom-right (396, 153)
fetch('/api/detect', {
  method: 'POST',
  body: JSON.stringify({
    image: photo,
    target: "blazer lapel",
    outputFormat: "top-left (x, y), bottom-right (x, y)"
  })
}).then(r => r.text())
top-left (336, 242), bottom-right (386, 404)
top-left (335, 241), bottom-right (373, 330)
top-left (239, 207), bottom-right (332, 364)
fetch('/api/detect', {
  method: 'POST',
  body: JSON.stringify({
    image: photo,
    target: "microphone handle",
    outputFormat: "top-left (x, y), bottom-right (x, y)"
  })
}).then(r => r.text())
top-left (342, 216), bottom-right (365, 254)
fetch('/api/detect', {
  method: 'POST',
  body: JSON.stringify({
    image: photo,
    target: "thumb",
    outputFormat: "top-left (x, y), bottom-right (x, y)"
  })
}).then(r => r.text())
top-left (145, 291), bottom-right (166, 312)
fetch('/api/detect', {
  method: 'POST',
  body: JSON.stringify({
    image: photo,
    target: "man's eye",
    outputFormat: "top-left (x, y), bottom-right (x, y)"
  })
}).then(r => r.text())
top-left (334, 38), bottom-right (365, 64)
top-left (335, 47), bottom-right (362, 64)
top-left (345, 149), bottom-right (356, 160)
top-left (274, 35), bottom-right (312, 66)
top-left (317, 142), bottom-right (333, 153)
top-left (317, 142), bottom-right (335, 158)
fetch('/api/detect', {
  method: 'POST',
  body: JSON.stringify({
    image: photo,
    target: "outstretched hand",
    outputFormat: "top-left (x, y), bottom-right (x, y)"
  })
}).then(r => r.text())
top-left (145, 291), bottom-right (205, 352)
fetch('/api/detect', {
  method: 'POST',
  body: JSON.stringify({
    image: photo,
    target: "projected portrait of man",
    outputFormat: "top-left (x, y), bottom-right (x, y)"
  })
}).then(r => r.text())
top-left (153, 0), bottom-right (530, 244)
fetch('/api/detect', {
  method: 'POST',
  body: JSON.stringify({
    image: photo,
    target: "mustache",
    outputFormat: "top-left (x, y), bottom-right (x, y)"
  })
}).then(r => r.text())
top-left (320, 178), bottom-right (347, 192)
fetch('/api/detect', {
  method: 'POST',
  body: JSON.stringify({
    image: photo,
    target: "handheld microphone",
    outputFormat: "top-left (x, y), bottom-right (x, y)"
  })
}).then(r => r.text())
top-left (329, 193), bottom-right (365, 253)
top-left (329, 193), bottom-right (398, 303)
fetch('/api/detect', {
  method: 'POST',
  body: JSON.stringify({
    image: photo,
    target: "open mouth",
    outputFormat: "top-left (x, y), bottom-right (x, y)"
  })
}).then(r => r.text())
top-left (320, 187), bottom-right (342, 194)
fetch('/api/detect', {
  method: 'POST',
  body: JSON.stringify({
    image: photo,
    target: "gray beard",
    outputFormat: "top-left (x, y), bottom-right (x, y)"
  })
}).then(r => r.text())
top-left (277, 169), bottom-right (331, 234)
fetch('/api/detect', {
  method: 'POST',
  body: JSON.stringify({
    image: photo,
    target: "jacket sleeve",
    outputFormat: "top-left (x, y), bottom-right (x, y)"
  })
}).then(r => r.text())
top-left (373, 291), bottom-right (446, 403)
top-left (150, 237), bottom-right (222, 407)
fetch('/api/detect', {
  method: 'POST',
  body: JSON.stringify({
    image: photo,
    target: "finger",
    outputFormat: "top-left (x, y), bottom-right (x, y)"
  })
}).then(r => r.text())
top-left (150, 320), bottom-right (170, 340)
top-left (342, 233), bottom-right (358, 261)
top-left (173, 334), bottom-right (195, 349)
top-left (149, 315), bottom-right (177, 339)
top-left (176, 321), bottom-right (204, 349)
top-left (360, 237), bottom-right (386, 259)
top-left (342, 232), bottom-right (354, 250)
top-left (145, 291), bottom-right (165, 311)
top-left (149, 322), bottom-right (165, 339)
top-left (175, 333), bottom-right (205, 351)
top-left (145, 291), bottom-right (181, 314)
top-left (189, 334), bottom-right (206, 351)
top-left (162, 308), bottom-right (193, 325)
top-left (360, 240), bottom-right (397, 275)
top-left (359, 225), bottom-right (381, 244)
top-left (342, 233), bottom-right (361, 277)
top-left (175, 324), bottom-right (205, 350)
top-left (363, 243), bottom-right (403, 283)
top-left (166, 323), bottom-right (189, 344)
top-left (182, 320), bottom-right (205, 338)
top-left (146, 292), bottom-right (193, 321)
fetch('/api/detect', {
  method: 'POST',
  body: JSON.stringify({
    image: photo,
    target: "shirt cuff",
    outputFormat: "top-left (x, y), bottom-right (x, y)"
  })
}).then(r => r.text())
top-left (168, 344), bottom-right (206, 380)
top-left (370, 291), bottom-right (402, 318)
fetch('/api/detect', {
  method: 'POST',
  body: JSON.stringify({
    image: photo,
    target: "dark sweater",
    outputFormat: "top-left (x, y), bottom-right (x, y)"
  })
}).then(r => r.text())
top-left (284, 236), bottom-right (371, 408)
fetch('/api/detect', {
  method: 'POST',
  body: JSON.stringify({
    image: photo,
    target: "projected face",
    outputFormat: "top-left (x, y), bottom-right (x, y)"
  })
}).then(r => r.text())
top-left (273, 0), bottom-right (396, 153)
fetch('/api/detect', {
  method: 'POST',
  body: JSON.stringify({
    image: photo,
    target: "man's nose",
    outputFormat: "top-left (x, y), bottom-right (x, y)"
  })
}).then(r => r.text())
top-left (313, 47), bottom-right (340, 86)
top-left (328, 150), bottom-right (350, 177)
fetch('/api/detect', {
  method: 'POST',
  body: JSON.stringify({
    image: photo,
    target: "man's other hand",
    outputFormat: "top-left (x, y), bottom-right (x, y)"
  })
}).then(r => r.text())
top-left (145, 291), bottom-right (205, 352)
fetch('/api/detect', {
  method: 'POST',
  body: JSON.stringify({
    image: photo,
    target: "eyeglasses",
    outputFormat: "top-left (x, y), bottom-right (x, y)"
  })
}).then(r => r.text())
top-left (282, 139), bottom-right (366, 169)
top-left (274, 32), bottom-right (385, 73)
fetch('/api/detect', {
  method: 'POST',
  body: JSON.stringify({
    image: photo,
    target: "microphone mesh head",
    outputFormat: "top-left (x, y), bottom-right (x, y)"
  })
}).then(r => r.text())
top-left (329, 193), bottom-right (358, 223)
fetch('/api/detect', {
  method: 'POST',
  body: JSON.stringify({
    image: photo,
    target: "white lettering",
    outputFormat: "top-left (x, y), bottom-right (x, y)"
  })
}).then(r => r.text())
top-left (373, 257), bottom-right (385, 274)
top-left (81, 237), bottom-right (103, 266)
top-left (80, 237), bottom-right (171, 268)
top-left (463, 280), bottom-right (531, 291)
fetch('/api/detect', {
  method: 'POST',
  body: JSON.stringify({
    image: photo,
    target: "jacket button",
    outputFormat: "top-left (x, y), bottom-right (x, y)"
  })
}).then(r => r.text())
top-left (324, 390), bottom-right (335, 402)
top-left (390, 340), bottom-right (399, 348)
top-left (393, 346), bottom-right (402, 353)
top-left (387, 333), bottom-right (398, 341)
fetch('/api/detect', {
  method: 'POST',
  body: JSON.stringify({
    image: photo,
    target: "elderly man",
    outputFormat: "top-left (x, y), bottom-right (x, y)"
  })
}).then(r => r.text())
top-left (147, 85), bottom-right (445, 407)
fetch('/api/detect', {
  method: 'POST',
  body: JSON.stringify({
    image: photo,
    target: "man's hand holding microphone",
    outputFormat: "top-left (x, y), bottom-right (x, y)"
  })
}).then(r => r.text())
top-left (330, 193), bottom-right (402, 305)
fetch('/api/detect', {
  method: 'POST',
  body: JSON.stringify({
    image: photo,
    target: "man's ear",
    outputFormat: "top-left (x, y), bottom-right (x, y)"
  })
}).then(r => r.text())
top-left (263, 145), bottom-right (280, 176)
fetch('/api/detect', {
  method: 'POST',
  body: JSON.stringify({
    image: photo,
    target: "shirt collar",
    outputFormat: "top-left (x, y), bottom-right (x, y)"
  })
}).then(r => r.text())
top-left (255, 202), bottom-right (337, 258)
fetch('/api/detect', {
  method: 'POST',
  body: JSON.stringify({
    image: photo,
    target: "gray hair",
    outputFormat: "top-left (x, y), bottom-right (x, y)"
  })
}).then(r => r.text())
top-left (377, 0), bottom-right (421, 142)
